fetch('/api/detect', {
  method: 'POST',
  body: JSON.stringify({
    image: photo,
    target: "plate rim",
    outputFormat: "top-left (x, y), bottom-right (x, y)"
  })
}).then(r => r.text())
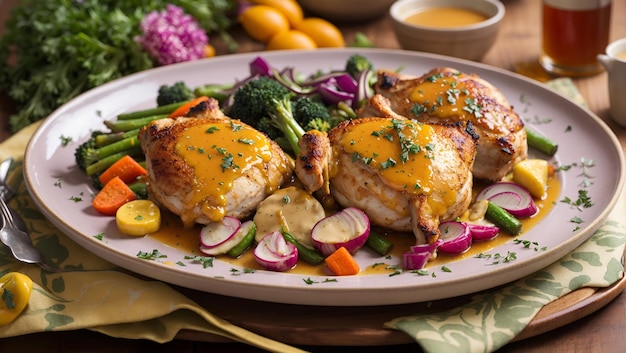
top-left (23, 48), bottom-right (626, 306)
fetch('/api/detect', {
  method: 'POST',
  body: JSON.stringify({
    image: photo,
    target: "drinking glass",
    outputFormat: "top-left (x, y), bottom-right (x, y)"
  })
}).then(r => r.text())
top-left (540, 0), bottom-right (612, 76)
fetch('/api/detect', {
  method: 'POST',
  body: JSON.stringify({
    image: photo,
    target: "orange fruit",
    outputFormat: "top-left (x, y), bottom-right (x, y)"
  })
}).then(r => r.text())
top-left (247, 0), bottom-right (304, 27)
top-left (266, 30), bottom-right (318, 50)
top-left (294, 17), bottom-right (345, 48)
top-left (238, 5), bottom-right (290, 43)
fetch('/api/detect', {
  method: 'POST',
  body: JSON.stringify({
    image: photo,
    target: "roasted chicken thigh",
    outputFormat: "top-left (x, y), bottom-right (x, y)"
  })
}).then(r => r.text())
top-left (138, 98), bottom-right (293, 227)
top-left (296, 115), bottom-right (476, 245)
top-left (361, 67), bottom-right (527, 181)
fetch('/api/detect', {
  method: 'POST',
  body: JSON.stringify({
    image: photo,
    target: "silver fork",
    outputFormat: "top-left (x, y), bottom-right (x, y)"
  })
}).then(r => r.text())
top-left (0, 158), bottom-right (62, 272)
top-left (0, 157), bottom-right (15, 201)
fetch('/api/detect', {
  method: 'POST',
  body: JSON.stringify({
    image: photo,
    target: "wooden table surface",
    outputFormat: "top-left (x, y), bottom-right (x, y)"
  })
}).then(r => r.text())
top-left (1, 0), bottom-right (626, 352)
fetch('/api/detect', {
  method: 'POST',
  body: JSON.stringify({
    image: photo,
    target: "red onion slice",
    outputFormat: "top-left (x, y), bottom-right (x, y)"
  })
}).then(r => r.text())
top-left (249, 56), bottom-right (272, 76)
top-left (403, 251), bottom-right (431, 270)
top-left (333, 73), bottom-right (358, 94)
top-left (467, 223), bottom-right (500, 241)
top-left (437, 221), bottom-right (472, 255)
top-left (410, 239), bottom-right (443, 254)
top-left (476, 181), bottom-right (538, 218)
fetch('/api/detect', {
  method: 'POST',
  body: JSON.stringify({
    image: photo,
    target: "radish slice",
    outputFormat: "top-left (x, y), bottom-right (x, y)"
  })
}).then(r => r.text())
top-left (311, 207), bottom-right (370, 256)
top-left (199, 216), bottom-right (241, 249)
top-left (475, 181), bottom-right (538, 218)
top-left (467, 223), bottom-right (500, 241)
top-left (437, 221), bottom-right (472, 255)
top-left (254, 231), bottom-right (298, 272)
top-left (199, 220), bottom-right (255, 256)
top-left (403, 251), bottom-right (431, 270)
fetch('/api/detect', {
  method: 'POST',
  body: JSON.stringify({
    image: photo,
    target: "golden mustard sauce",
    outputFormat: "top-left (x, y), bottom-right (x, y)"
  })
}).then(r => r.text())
top-left (335, 119), bottom-right (455, 217)
top-left (173, 121), bottom-right (277, 223)
top-left (150, 174), bottom-right (560, 276)
top-left (408, 72), bottom-right (511, 135)
top-left (409, 73), bottom-right (477, 120)
top-left (404, 7), bottom-right (488, 28)
top-left (616, 52), bottom-right (626, 60)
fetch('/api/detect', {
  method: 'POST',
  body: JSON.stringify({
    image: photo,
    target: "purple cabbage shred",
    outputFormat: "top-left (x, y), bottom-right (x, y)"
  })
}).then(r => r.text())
top-left (136, 4), bottom-right (209, 66)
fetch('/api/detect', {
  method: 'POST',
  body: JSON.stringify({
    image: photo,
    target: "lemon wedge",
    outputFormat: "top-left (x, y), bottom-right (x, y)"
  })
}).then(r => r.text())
top-left (512, 159), bottom-right (549, 199)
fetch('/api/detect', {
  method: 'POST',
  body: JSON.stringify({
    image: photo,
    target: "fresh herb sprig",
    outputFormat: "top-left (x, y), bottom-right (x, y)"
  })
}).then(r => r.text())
top-left (0, 0), bottom-right (236, 132)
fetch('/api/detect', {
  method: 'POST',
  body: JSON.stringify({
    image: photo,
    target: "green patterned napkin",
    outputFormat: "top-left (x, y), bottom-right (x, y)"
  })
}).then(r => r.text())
top-left (384, 78), bottom-right (626, 352)
top-left (0, 122), bottom-right (307, 353)
top-left (385, 209), bottom-right (625, 352)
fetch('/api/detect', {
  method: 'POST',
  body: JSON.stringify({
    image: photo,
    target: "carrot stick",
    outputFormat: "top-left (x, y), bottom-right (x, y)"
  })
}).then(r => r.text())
top-left (167, 96), bottom-right (210, 118)
top-left (325, 247), bottom-right (360, 276)
top-left (98, 155), bottom-right (148, 185)
top-left (93, 176), bottom-right (137, 216)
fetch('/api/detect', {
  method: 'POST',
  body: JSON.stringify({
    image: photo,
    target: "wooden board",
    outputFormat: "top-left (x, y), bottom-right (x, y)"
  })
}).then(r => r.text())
top-left (174, 263), bottom-right (626, 346)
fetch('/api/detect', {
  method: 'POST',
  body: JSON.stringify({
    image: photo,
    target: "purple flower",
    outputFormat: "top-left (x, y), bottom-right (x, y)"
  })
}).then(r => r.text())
top-left (136, 4), bottom-right (209, 66)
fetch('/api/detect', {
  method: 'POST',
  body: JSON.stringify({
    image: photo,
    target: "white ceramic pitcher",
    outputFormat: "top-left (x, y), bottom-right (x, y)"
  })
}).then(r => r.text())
top-left (598, 38), bottom-right (626, 127)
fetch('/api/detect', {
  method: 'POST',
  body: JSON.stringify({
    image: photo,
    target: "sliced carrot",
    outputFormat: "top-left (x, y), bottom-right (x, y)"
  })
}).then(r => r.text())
top-left (93, 176), bottom-right (137, 216)
top-left (324, 247), bottom-right (360, 276)
top-left (98, 155), bottom-right (147, 186)
top-left (167, 96), bottom-right (210, 118)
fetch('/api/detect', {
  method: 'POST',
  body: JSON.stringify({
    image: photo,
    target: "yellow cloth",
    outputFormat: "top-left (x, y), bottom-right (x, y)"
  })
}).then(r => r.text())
top-left (0, 121), bottom-right (307, 353)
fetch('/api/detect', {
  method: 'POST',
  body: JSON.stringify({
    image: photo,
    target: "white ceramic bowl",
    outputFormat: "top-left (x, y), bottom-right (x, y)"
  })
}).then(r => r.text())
top-left (297, 0), bottom-right (397, 23)
top-left (390, 0), bottom-right (505, 61)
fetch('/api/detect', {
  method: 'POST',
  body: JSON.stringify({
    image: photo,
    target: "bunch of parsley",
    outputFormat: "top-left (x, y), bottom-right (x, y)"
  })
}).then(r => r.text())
top-left (0, 0), bottom-right (236, 132)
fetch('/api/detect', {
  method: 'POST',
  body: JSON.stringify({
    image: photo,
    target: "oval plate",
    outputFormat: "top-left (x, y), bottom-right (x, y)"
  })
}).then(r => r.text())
top-left (24, 48), bottom-right (625, 306)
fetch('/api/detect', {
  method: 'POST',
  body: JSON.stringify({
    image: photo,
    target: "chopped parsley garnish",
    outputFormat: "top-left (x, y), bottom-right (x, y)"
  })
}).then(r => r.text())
top-left (60, 135), bottom-right (72, 146)
top-left (184, 255), bottom-right (214, 268)
top-left (137, 249), bottom-right (167, 260)
top-left (238, 138), bottom-right (255, 145)
top-left (380, 157), bottom-right (396, 170)
top-left (476, 251), bottom-right (518, 265)
top-left (230, 122), bottom-right (242, 131)
top-left (411, 269), bottom-right (430, 276)
top-left (463, 98), bottom-right (483, 118)
top-left (220, 153), bottom-right (234, 171)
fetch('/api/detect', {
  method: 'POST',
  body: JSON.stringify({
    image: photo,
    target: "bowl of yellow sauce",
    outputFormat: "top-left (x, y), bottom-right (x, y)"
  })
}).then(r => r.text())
top-left (390, 0), bottom-right (505, 61)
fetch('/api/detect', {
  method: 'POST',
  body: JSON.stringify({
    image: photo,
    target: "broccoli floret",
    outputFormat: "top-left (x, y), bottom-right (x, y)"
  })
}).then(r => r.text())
top-left (292, 97), bottom-right (331, 128)
top-left (156, 81), bottom-right (194, 106)
top-left (345, 54), bottom-right (373, 79)
top-left (256, 117), bottom-right (283, 140)
top-left (266, 96), bottom-right (306, 154)
top-left (304, 118), bottom-right (332, 133)
top-left (75, 131), bottom-right (105, 172)
top-left (229, 76), bottom-right (310, 154)
top-left (228, 76), bottom-right (291, 126)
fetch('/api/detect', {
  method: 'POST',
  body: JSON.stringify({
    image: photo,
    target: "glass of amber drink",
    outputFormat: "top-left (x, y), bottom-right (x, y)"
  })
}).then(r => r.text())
top-left (540, 0), bottom-right (612, 76)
